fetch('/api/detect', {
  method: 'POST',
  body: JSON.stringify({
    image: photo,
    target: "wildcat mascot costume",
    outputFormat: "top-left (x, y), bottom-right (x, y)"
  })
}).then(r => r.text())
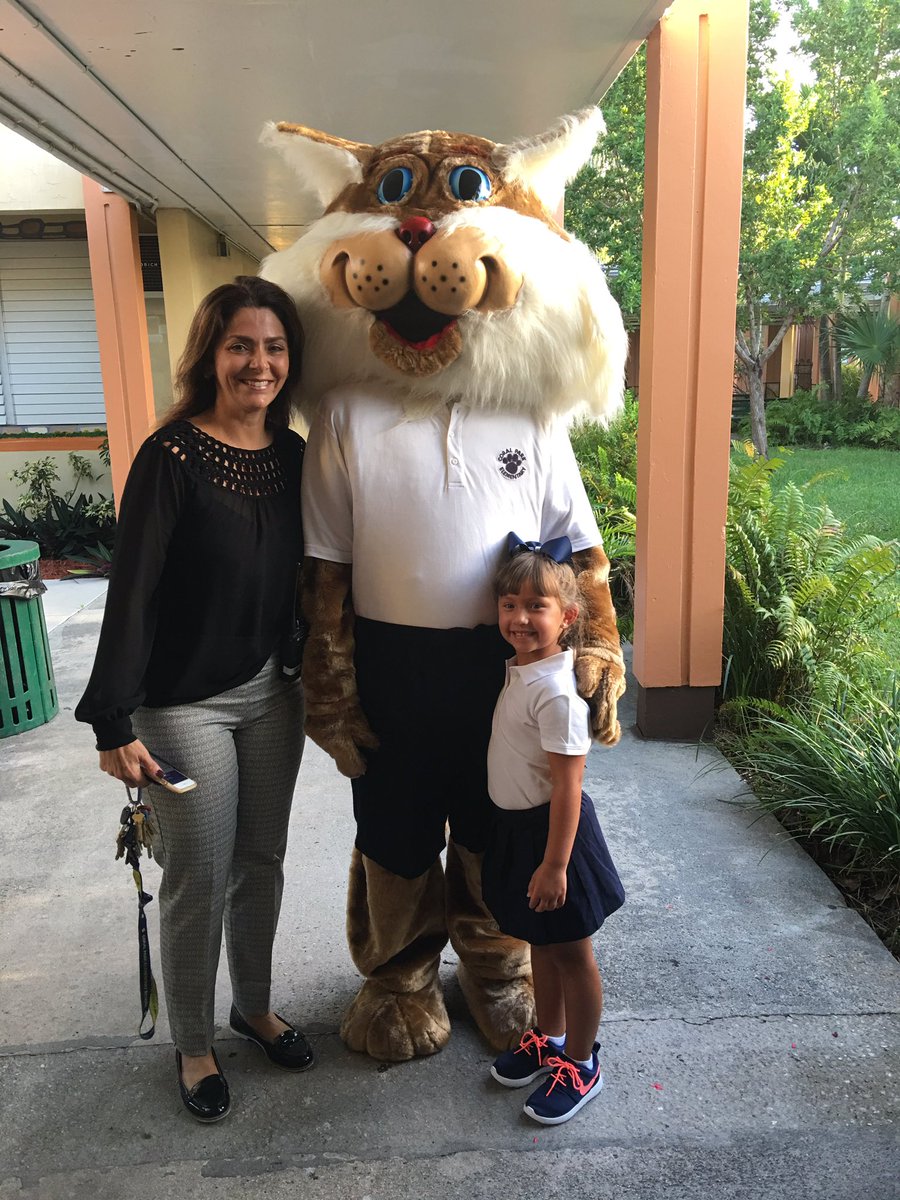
top-left (260, 108), bottom-right (627, 1061)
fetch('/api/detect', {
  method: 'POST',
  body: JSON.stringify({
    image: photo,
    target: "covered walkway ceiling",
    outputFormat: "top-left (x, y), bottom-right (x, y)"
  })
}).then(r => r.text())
top-left (0, 0), bottom-right (668, 258)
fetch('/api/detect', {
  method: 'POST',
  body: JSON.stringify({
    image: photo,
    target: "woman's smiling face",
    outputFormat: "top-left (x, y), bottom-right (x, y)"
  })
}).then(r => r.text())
top-left (212, 306), bottom-right (289, 418)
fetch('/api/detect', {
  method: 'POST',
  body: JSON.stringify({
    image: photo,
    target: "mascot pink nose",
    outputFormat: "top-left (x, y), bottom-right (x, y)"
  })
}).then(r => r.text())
top-left (397, 216), bottom-right (435, 252)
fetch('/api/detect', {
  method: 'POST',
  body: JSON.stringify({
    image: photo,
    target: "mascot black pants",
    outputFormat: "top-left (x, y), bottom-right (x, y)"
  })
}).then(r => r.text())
top-left (352, 617), bottom-right (510, 879)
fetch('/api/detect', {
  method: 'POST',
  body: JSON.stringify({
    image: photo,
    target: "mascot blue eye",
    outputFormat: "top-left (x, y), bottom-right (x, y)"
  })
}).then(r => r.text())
top-left (376, 167), bottom-right (414, 204)
top-left (449, 166), bottom-right (492, 202)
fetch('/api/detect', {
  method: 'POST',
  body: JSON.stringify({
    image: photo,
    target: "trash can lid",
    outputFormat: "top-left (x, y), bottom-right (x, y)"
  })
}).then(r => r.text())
top-left (0, 540), bottom-right (40, 569)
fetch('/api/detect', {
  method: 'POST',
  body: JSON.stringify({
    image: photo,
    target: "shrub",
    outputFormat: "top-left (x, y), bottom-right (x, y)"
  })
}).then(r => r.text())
top-left (721, 686), bottom-right (900, 917)
top-left (720, 451), bottom-right (899, 943)
top-left (571, 393), bottom-right (638, 637)
top-left (570, 390), bottom-right (639, 482)
top-left (722, 444), bottom-right (899, 707)
top-left (66, 542), bottom-right (114, 578)
top-left (735, 389), bottom-right (900, 449)
top-left (0, 454), bottom-right (116, 561)
top-left (840, 362), bottom-right (863, 398)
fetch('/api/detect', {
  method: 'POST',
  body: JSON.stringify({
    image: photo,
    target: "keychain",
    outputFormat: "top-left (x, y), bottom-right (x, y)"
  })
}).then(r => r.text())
top-left (115, 786), bottom-right (159, 1039)
top-left (115, 791), bottom-right (156, 865)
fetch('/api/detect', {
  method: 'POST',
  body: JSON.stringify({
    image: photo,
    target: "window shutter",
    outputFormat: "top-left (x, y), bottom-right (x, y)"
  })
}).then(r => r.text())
top-left (0, 240), bottom-right (104, 426)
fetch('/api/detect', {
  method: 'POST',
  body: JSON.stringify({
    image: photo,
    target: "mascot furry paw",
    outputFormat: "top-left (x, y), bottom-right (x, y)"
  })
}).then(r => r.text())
top-left (261, 108), bottom-right (627, 1061)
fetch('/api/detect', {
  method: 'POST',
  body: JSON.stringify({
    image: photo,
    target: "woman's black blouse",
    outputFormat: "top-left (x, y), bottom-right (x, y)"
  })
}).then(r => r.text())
top-left (75, 420), bottom-right (304, 750)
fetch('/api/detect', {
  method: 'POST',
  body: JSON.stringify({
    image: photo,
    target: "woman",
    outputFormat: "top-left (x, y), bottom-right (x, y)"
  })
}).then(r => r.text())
top-left (76, 276), bottom-right (311, 1122)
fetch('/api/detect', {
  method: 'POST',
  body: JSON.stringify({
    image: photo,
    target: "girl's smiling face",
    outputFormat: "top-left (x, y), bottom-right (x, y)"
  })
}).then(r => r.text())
top-left (212, 306), bottom-right (289, 419)
top-left (498, 582), bottom-right (578, 665)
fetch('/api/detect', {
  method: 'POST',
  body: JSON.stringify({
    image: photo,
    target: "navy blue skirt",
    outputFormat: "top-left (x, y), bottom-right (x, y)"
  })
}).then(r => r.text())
top-left (482, 793), bottom-right (625, 946)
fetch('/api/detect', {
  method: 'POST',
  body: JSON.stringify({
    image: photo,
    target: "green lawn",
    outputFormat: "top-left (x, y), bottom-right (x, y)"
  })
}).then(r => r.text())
top-left (770, 446), bottom-right (900, 542)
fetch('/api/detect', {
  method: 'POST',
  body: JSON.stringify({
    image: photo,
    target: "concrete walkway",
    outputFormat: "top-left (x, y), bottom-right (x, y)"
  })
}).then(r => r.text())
top-left (0, 590), bottom-right (898, 1200)
top-left (38, 578), bottom-right (109, 634)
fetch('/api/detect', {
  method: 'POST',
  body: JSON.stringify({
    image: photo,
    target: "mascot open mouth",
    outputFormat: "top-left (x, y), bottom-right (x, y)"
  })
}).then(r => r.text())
top-left (376, 292), bottom-right (458, 350)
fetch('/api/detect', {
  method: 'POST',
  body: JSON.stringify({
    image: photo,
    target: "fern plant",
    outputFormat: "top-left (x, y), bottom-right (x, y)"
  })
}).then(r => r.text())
top-left (723, 443), bottom-right (899, 706)
top-left (572, 401), bottom-right (638, 639)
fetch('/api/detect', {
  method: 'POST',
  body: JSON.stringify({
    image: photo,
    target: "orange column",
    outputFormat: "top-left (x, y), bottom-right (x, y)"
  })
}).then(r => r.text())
top-left (82, 179), bottom-right (156, 507)
top-left (632, 0), bottom-right (749, 738)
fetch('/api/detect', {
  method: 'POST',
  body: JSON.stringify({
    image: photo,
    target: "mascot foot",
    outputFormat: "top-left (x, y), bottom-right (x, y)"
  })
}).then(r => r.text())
top-left (340, 978), bottom-right (451, 1061)
top-left (457, 964), bottom-right (536, 1052)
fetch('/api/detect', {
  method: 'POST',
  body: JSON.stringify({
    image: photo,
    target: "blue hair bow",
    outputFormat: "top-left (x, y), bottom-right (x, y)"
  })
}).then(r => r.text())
top-left (507, 531), bottom-right (573, 564)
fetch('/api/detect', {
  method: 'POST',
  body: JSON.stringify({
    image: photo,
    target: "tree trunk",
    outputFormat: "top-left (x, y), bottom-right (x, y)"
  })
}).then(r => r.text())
top-left (748, 366), bottom-right (768, 457)
top-left (828, 318), bottom-right (843, 403)
top-left (884, 369), bottom-right (900, 409)
top-left (857, 366), bottom-right (875, 400)
top-left (818, 316), bottom-right (832, 401)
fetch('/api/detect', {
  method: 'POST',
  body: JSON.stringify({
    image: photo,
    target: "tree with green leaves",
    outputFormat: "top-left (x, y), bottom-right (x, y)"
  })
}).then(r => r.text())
top-left (565, 46), bottom-right (646, 321)
top-left (566, 0), bottom-right (900, 456)
top-left (738, 0), bottom-right (900, 453)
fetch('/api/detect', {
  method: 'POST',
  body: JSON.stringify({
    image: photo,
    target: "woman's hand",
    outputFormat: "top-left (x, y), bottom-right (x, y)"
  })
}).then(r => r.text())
top-left (99, 739), bottom-right (162, 788)
top-left (527, 862), bottom-right (568, 912)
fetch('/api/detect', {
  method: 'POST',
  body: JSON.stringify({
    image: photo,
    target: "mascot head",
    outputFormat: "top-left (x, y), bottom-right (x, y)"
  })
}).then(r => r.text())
top-left (259, 108), bottom-right (627, 420)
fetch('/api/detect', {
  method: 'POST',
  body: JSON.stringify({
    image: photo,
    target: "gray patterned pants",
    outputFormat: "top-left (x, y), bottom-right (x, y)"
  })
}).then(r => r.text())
top-left (132, 656), bottom-right (304, 1055)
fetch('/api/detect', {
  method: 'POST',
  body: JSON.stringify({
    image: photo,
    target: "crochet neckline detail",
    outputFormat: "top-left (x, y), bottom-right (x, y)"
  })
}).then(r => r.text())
top-left (183, 421), bottom-right (277, 457)
top-left (154, 420), bottom-right (288, 497)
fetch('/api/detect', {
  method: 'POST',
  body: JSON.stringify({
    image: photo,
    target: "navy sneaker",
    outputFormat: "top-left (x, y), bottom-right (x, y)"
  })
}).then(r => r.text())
top-left (523, 1044), bottom-right (603, 1124)
top-left (490, 1027), bottom-right (561, 1088)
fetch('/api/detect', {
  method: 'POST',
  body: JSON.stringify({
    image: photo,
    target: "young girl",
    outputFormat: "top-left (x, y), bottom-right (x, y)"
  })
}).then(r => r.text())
top-left (482, 533), bottom-right (625, 1126)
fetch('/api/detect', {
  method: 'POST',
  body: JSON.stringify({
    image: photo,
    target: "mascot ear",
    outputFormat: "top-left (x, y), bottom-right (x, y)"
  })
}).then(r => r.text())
top-left (260, 121), bottom-right (373, 213)
top-left (493, 107), bottom-right (605, 212)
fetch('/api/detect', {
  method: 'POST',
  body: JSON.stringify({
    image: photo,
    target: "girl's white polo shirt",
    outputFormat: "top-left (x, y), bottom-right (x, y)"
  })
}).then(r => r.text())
top-left (488, 649), bottom-right (591, 811)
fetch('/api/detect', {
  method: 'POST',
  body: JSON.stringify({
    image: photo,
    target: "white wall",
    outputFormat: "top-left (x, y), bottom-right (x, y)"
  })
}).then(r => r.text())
top-left (0, 449), bottom-right (107, 508)
top-left (0, 127), bottom-right (85, 211)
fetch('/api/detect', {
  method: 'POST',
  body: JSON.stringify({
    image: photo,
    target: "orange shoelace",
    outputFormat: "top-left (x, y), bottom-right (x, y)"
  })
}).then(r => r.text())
top-left (544, 1055), bottom-right (600, 1097)
top-left (515, 1029), bottom-right (550, 1064)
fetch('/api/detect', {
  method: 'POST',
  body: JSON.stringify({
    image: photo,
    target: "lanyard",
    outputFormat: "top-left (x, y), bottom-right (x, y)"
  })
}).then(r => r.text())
top-left (116, 787), bottom-right (159, 1040)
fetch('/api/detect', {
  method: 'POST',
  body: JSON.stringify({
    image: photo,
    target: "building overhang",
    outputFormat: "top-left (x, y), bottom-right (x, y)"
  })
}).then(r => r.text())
top-left (0, 0), bottom-right (669, 257)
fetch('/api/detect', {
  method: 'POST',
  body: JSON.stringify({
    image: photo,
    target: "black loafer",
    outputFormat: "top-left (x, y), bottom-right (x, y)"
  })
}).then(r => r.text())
top-left (229, 1005), bottom-right (314, 1072)
top-left (176, 1049), bottom-right (230, 1122)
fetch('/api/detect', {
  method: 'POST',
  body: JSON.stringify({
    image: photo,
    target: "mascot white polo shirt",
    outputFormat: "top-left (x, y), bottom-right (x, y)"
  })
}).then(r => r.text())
top-left (302, 384), bottom-right (600, 630)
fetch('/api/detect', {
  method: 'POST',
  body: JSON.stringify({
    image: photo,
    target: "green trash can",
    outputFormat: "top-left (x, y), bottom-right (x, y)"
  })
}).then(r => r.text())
top-left (0, 540), bottom-right (58, 738)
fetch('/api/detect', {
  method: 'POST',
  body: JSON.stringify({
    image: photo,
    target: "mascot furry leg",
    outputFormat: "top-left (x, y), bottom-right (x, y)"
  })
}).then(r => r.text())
top-left (340, 844), bottom-right (532, 1059)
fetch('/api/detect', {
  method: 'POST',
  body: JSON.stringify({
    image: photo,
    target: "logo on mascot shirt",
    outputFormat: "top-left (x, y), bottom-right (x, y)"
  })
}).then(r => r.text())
top-left (497, 448), bottom-right (527, 480)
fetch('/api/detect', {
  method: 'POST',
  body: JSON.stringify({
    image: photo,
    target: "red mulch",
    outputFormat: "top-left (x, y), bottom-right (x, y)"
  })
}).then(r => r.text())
top-left (39, 559), bottom-right (91, 580)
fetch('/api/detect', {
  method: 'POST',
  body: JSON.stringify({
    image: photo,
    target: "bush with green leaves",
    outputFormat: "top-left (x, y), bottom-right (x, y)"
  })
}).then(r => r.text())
top-left (723, 444), bottom-right (899, 708)
top-left (570, 390), bottom-right (638, 482)
top-left (736, 388), bottom-right (900, 449)
top-left (719, 684), bottom-right (900, 939)
top-left (570, 400), bottom-right (899, 895)
top-left (1, 453), bottom-right (116, 562)
top-left (570, 393), bottom-right (638, 638)
top-left (840, 362), bottom-right (863, 398)
top-left (570, 402), bottom-right (899, 705)
top-left (724, 686), bottom-right (899, 870)
top-left (722, 448), bottom-right (899, 914)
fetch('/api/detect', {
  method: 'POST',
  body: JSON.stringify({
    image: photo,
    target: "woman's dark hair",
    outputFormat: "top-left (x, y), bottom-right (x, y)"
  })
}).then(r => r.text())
top-left (164, 276), bottom-right (304, 429)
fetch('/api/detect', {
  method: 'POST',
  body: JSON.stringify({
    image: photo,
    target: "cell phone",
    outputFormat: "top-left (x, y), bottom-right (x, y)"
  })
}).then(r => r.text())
top-left (147, 754), bottom-right (197, 793)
